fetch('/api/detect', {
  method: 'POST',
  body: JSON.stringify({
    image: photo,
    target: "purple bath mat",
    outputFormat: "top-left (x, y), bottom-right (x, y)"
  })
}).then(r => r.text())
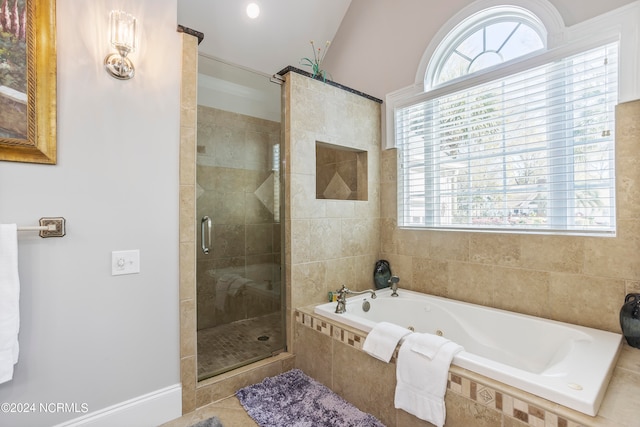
top-left (236, 369), bottom-right (385, 427)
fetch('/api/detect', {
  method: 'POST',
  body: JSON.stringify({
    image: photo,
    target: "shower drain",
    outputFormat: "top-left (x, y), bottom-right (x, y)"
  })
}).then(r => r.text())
top-left (257, 335), bottom-right (270, 341)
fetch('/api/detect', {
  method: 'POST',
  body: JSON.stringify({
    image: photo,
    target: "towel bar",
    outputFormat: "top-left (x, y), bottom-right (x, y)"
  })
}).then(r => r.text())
top-left (17, 217), bottom-right (66, 238)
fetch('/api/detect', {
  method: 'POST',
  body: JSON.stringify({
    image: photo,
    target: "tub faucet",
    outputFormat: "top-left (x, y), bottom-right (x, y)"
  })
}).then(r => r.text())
top-left (389, 276), bottom-right (400, 297)
top-left (334, 285), bottom-right (377, 314)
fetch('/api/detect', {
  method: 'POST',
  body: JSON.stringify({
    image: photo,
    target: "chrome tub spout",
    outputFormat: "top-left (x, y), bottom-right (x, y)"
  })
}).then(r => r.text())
top-left (389, 275), bottom-right (400, 297)
top-left (334, 285), bottom-right (376, 314)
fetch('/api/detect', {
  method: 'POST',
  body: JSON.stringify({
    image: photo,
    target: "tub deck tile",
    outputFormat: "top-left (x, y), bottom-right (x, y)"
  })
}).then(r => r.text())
top-left (295, 308), bottom-right (598, 427)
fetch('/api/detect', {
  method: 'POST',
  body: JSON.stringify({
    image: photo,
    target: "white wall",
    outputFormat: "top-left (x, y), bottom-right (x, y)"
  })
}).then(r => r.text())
top-left (0, 1), bottom-right (181, 426)
top-left (197, 56), bottom-right (281, 123)
top-left (324, 0), bottom-right (639, 100)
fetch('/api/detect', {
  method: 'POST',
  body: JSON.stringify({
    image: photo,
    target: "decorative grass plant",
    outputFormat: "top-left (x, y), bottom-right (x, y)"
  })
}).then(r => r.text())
top-left (300, 40), bottom-right (331, 81)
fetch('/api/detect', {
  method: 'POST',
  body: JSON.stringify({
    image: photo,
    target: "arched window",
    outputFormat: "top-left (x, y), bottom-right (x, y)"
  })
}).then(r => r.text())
top-left (394, 4), bottom-right (618, 235)
top-left (430, 7), bottom-right (545, 87)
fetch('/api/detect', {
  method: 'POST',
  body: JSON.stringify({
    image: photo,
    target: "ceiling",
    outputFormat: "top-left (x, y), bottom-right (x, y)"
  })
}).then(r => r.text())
top-left (177, 0), bottom-right (353, 77)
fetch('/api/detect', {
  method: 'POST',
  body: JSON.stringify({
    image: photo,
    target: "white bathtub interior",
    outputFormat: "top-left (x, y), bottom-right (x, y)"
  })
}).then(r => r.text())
top-left (314, 288), bottom-right (622, 416)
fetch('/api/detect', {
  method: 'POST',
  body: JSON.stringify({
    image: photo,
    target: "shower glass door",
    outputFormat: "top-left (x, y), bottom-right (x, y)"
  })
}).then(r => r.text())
top-left (196, 55), bottom-right (285, 381)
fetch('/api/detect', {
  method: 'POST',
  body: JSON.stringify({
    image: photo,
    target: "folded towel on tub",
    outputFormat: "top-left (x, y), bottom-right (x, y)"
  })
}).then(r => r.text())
top-left (411, 336), bottom-right (448, 360)
top-left (227, 277), bottom-right (252, 297)
top-left (363, 321), bottom-right (412, 363)
top-left (394, 332), bottom-right (463, 427)
top-left (215, 274), bottom-right (254, 311)
top-left (0, 224), bottom-right (20, 384)
top-left (215, 274), bottom-right (238, 311)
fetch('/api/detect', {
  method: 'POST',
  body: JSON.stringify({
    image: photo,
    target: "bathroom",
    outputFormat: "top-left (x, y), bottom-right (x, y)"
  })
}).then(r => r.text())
top-left (273, 67), bottom-right (640, 427)
top-left (0, 0), bottom-right (639, 427)
top-left (178, 0), bottom-right (640, 423)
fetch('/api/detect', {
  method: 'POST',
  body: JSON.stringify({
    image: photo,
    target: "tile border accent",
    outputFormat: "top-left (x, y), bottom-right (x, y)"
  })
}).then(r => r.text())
top-left (295, 310), bottom-right (588, 427)
top-left (276, 66), bottom-right (383, 104)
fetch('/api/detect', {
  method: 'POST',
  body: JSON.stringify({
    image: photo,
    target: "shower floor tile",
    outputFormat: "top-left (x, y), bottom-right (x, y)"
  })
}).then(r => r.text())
top-left (197, 311), bottom-right (284, 380)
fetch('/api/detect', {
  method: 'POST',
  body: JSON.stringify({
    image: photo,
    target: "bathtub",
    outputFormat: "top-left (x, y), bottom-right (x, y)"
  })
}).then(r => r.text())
top-left (314, 288), bottom-right (622, 416)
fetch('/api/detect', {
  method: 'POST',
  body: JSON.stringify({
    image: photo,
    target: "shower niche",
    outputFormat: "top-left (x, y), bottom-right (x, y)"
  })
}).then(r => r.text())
top-left (315, 141), bottom-right (368, 201)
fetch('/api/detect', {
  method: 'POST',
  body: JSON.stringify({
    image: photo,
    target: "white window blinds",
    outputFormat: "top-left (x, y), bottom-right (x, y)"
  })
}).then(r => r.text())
top-left (396, 42), bottom-right (618, 235)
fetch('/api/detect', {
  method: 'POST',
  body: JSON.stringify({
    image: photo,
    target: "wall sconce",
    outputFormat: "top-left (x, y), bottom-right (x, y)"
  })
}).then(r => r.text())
top-left (104, 10), bottom-right (137, 80)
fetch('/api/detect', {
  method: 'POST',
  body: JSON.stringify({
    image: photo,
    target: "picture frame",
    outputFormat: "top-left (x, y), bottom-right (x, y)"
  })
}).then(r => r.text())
top-left (0, 0), bottom-right (56, 164)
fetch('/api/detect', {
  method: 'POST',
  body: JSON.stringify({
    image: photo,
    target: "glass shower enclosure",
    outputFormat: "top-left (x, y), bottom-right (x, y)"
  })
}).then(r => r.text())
top-left (195, 55), bottom-right (285, 381)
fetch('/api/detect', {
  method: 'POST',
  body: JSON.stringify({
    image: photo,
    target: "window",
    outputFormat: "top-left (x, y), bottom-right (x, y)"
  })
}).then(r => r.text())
top-left (432, 8), bottom-right (545, 86)
top-left (395, 7), bottom-right (618, 235)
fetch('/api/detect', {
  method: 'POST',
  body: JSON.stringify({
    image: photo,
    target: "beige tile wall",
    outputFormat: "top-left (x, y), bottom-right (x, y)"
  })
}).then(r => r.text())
top-left (179, 33), bottom-right (198, 415)
top-left (282, 71), bottom-right (382, 352)
top-left (380, 100), bottom-right (640, 333)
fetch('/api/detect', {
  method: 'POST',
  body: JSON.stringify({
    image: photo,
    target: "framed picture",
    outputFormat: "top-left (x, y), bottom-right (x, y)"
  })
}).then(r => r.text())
top-left (0, 0), bottom-right (56, 164)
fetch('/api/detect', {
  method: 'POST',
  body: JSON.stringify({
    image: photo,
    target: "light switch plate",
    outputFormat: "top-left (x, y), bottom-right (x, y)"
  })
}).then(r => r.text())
top-left (111, 250), bottom-right (140, 276)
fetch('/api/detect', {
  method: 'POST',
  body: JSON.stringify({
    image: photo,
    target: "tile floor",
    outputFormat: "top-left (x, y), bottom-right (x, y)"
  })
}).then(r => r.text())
top-left (198, 311), bottom-right (284, 381)
top-left (159, 395), bottom-right (258, 427)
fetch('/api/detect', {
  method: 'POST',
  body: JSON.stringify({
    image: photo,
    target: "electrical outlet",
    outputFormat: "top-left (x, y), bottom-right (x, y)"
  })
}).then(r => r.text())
top-left (111, 250), bottom-right (140, 276)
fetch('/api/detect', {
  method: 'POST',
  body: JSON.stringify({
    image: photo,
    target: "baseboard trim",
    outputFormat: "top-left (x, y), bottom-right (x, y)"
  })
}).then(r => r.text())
top-left (52, 383), bottom-right (182, 427)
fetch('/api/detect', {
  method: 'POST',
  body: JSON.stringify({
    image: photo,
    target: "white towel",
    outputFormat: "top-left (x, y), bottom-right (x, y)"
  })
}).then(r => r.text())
top-left (215, 274), bottom-right (239, 311)
top-left (411, 337), bottom-right (448, 360)
top-left (215, 274), bottom-right (254, 310)
top-left (227, 277), bottom-right (252, 297)
top-left (363, 322), bottom-right (412, 363)
top-left (394, 333), bottom-right (463, 427)
top-left (0, 224), bottom-right (20, 384)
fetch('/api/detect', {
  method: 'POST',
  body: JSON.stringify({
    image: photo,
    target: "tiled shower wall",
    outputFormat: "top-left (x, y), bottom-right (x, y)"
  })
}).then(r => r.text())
top-left (283, 71), bottom-right (382, 352)
top-left (179, 33), bottom-right (198, 414)
top-left (380, 99), bottom-right (640, 334)
top-left (196, 106), bottom-right (281, 330)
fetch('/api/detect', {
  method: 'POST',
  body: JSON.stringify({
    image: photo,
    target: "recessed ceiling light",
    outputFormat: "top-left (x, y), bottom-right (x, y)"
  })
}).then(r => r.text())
top-left (246, 3), bottom-right (260, 19)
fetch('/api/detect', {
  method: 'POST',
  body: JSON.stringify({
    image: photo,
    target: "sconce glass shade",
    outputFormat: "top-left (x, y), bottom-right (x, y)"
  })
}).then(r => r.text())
top-left (104, 10), bottom-right (137, 80)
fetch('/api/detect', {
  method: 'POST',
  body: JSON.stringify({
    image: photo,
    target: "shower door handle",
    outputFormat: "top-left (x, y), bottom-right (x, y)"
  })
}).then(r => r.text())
top-left (201, 216), bottom-right (212, 255)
